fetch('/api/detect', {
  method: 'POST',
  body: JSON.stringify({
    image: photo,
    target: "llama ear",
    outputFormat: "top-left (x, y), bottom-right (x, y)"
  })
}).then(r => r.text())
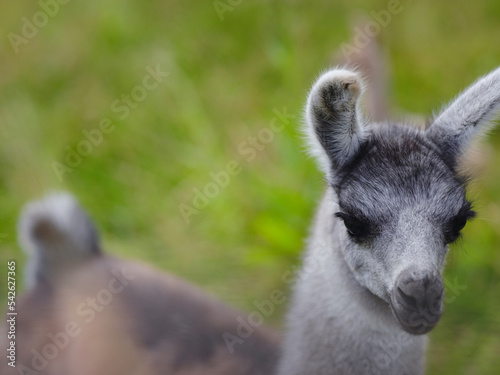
top-left (426, 67), bottom-right (500, 164)
top-left (305, 69), bottom-right (367, 179)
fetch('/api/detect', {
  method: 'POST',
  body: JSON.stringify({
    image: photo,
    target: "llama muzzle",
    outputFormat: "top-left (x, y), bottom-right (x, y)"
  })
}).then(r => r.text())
top-left (390, 267), bottom-right (444, 335)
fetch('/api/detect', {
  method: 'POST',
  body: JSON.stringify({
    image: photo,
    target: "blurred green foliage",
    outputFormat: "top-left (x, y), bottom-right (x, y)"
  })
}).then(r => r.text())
top-left (1, 0), bottom-right (500, 373)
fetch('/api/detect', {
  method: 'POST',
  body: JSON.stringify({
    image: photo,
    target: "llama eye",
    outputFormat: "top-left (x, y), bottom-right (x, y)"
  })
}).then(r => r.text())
top-left (335, 213), bottom-right (370, 240)
top-left (453, 216), bottom-right (467, 232)
top-left (444, 209), bottom-right (476, 244)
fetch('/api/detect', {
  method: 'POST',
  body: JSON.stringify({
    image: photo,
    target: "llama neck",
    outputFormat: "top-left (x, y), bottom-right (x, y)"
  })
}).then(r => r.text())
top-left (277, 188), bottom-right (427, 375)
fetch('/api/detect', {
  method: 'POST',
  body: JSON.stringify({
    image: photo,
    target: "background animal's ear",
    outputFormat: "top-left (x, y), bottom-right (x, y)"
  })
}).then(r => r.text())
top-left (305, 69), bottom-right (367, 180)
top-left (426, 67), bottom-right (500, 165)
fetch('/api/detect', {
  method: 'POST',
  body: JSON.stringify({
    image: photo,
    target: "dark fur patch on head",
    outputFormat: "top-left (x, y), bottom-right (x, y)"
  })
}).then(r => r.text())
top-left (334, 124), bottom-right (473, 234)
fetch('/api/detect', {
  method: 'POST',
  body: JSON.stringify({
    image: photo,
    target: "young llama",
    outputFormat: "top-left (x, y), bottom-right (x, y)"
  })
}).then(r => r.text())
top-left (277, 66), bottom-right (500, 375)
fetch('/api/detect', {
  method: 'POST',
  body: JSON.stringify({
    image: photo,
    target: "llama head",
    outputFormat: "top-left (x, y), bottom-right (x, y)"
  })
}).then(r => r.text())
top-left (306, 67), bottom-right (500, 334)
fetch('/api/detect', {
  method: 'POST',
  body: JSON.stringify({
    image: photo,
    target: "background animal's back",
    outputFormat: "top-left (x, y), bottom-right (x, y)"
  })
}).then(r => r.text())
top-left (3, 255), bottom-right (280, 375)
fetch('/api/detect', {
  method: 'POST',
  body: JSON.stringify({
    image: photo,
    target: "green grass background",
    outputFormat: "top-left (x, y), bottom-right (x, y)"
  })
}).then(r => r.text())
top-left (1, 0), bottom-right (500, 373)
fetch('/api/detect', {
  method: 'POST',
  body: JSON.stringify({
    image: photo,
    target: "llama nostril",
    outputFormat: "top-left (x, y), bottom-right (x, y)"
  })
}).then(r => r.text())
top-left (423, 275), bottom-right (430, 289)
top-left (397, 287), bottom-right (418, 309)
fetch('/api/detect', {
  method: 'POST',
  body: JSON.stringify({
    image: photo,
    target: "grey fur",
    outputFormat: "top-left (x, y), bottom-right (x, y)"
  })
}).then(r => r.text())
top-left (304, 70), bottom-right (368, 179)
top-left (427, 67), bottom-right (500, 163)
top-left (10, 193), bottom-right (280, 375)
top-left (278, 66), bottom-right (500, 375)
top-left (18, 192), bottom-right (100, 289)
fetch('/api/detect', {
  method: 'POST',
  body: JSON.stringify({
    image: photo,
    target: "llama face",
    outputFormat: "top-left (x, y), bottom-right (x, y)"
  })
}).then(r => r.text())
top-left (306, 67), bottom-right (500, 335)
top-left (334, 126), bottom-right (475, 334)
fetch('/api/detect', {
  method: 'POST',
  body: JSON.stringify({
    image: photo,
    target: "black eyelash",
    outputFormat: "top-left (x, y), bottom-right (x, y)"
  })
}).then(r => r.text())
top-left (335, 212), bottom-right (373, 241)
top-left (444, 207), bottom-right (476, 244)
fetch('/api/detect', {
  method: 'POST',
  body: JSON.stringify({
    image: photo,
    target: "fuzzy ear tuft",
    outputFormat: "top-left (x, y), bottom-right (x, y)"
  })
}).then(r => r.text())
top-left (18, 192), bottom-right (100, 289)
top-left (305, 69), bottom-right (367, 179)
top-left (426, 67), bottom-right (500, 165)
